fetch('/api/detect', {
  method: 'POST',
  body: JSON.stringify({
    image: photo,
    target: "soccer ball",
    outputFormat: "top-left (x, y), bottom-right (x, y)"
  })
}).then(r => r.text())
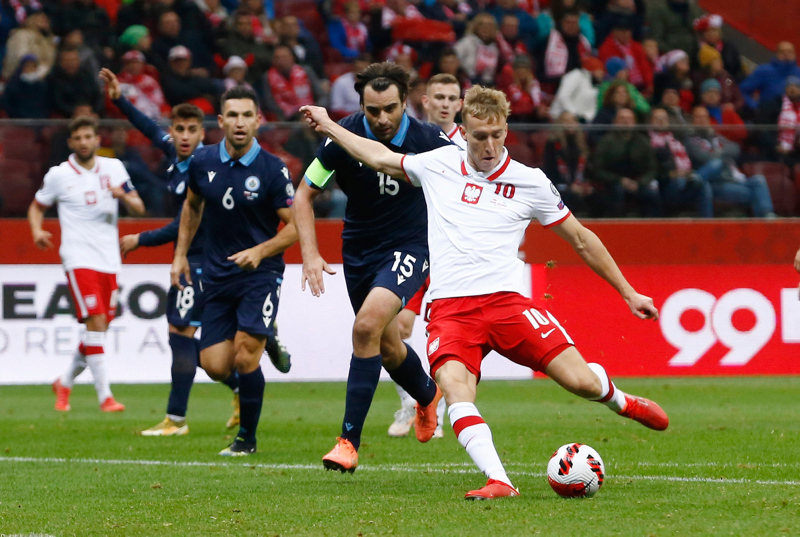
top-left (547, 443), bottom-right (605, 498)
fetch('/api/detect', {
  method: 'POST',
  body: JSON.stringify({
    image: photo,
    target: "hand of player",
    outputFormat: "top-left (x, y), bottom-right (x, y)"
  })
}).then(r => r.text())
top-left (110, 185), bottom-right (126, 199)
top-left (228, 247), bottom-right (262, 270)
top-left (120, 233), bottom-right (140, 257)
top-left (299, 105), bottom-right (333, 134)
top-left (301, 255), bottom-right (336, 297)
top-left (33, 229), bottom-right (54, 250)
top-left (99, 68), bottom-right (121, 100)
top-left (170, 255), bottom-right (191, 290)
top-left (794, 247), bottom-right (800, 273)
top-left (625, 293), bottom-right (659, 321)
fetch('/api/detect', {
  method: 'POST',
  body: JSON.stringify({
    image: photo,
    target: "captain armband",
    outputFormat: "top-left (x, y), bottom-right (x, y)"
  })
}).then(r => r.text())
top-left (122, 179), bottom-right (136, 193)
top-left (303, 158), bottom-right (334, 189)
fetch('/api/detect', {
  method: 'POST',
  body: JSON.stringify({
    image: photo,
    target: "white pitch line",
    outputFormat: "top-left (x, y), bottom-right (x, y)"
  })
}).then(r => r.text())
top-left (1, 457), bottom-right (799, 486)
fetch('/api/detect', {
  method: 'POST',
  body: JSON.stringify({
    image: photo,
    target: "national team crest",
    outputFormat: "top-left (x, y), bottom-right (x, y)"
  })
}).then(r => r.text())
top-left (84, 191), bottom-right (97, 205)
top-left (174, 181), bottom-right (186, 195)
top-left (461, 183), bottom-right (483, 204)
top-left (245, 176), bottom-right (261, 191)
top-left (550, 183), bottom-right (561, 198)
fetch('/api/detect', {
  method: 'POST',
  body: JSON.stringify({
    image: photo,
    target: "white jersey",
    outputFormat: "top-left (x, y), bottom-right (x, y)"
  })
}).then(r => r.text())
top-left (35, 154), bottom-right (132, 274)
top-left (444, 124), bottom-right (468, 150)
top-left (401, 145), bottom-right (570, 300)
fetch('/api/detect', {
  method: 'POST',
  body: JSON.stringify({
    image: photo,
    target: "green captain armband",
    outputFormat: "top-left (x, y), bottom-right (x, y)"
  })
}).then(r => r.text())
top-left (304, 158), bottom-right (335, 189)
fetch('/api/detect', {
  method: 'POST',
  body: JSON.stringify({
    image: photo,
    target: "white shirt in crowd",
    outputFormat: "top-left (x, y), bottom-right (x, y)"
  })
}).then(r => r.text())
top-left (330, 72), bottom-right (361, 115)
top-left (401, 145), bottom-right (570, 301)
top-left (35, 154), bottom-right (131, 274)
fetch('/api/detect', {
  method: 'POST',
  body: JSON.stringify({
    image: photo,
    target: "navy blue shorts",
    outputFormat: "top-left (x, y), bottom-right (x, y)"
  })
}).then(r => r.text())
top-left (199, 270), bottom-right (282, 350)
top-left (343, 243), bottom-right (429, 314)
top-left (166, 263), bottom-right (204, 328)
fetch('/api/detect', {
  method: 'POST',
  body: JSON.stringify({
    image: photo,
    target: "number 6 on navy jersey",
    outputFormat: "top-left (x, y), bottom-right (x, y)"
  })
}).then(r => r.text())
top-left (222, 186), bottom-right (235, 209)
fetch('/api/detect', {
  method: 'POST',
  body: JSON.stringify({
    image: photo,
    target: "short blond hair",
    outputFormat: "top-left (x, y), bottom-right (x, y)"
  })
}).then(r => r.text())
top-left (462, 86), bottom-right (511, 124)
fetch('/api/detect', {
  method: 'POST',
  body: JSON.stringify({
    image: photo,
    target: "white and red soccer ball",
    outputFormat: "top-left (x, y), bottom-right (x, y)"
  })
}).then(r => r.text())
top-left (547, 443), bottom-right (605, 498)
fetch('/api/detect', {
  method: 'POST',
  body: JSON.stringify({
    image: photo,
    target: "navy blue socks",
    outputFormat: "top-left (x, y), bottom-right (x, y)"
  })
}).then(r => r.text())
top-left (221, 369), bottom-right (240, 392)
top-left (166, 333), bottom-right (198, 418)
top-left (388, 343), bottom-right (437, 406)
top-left (237, 367), bottom-right (265, 443)
top-left (341, 354), bottom-right (382, 450)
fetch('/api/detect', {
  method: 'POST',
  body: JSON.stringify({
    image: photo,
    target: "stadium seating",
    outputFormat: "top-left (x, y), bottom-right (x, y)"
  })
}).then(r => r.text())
top-left (742, 162), bottom-right (796, 216)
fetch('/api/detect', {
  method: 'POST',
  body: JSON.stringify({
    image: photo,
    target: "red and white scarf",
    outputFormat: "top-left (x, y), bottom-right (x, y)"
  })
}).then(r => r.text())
top-left (497, 35), bottom-right (527, 65)
top-left (474, 42), bottom-right (499, 82)
top-left (506, 79), bottom-right (542, 115)
top-left (10, 0), bottom-right (42, 25)
top-left (614, 40), bottom-right (643, 86)
top-left (343, 20), bottom-right (369, 53)
top-left (650, 131), bottom-right (692, 174)
top-left (778, 94), bottom-right (800, 152)
top-left (554, 141), bottom-right (586, 184)
top-left (118, 72), bottom-right (167, 120)
top-left (544, 29), bottom-right (591, 79)
top-left (267, 65), bottom-right (314, 118)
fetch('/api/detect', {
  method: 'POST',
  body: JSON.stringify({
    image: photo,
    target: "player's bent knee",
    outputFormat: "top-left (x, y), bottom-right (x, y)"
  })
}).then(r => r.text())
top-left (202, 362), bottom-right (232, 381)
top-left (352, 316), bottom-right (384, 345)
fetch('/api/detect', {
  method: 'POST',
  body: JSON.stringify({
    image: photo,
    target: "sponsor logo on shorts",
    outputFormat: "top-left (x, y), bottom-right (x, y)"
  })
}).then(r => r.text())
top-left (462, 183), bottom-right (483, 204)
top-left (428, 337), bottom-right (440, 355)
top-left (85, 295), bottom-right (98, 309)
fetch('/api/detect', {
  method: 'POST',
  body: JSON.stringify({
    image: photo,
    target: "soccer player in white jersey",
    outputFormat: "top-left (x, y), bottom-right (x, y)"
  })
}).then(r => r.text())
top-left (300, 86), bottom-right (669, 500)
top-left (28, 116), bottom-right (146, 412)
top-left (423, 73), bottom-right (467, 150)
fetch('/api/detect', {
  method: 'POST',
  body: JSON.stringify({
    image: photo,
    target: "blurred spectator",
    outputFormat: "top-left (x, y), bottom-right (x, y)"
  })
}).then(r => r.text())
top-left (538, 10), bottom-right (592, 85)
top-left (759, 76), bottom-right (800, 164)
top-left (740, 42), bottom-right (800, 111)
top-left (419, 0), bottom-right (470, 40)
top-left (116, 24), bottom-right (168, 73)
top-left (285, 118), bottom-right (325, 171)
top-left (217, 10), bottom-right (273, 84)
top-left (116, 0), bottom-right (158, 37)
top-left (387, 44), bottom-right (418, 79)
top-left (222, 55), bottom-right (256, 92)
top-left (536, 0), bottom-right (595, 49)
top-left (117, 50), bottom-right (169, 119)
top-left (262, 44), bottom-right (327, 120)
top-left (240, 0), bottom-right (278, 45)
top-left (497, 15), bottom-right (528, 66)
top-left (8, 0), bottom-right (42, 27)
top-left (653, 49), bottom-right (694, 112)
top-left (151, 10), bottom-right (214, 75)
top-left (278, 15), bottom-right (325, 80)
top-left (159, 0), bottom-right (214, 38)
top-left (549, 55), bottom-right (604, 122)
top-left (543, 111), bottom-right (593, 214)
top-left (405, 78), bottom-right (427, 121)
top-left (694, 45), bottom-right (744, 110)
top-left (685, 106), bottom-right (775, 217)
top-left (51, 0), bottom-right (112, 59)
top-left (0, 2), bottom-right (18, 66)
top-left (659, 84), bottom-right (688, 126)
top-left (380, 0), bottom-right (423, 30)
top-left (596, 57), bottom-right (650, 117)
top-left (698, 78), bottom-right (746, 144)
top-left (591, 107), bottom-right (660, 217)
top-left (160, 45), bottom-right (221, 111)
top-left (2, 8), bottom-right (56, 80)
top-left (642, 38), bottom-right (663, 74)
top-left (691, 14), bottom-right (741, 81)
top-left (487, 0), bottom-right (537, 52)
top-left (505, 55), bottom-right (548, 123)
top-left (106, 126), bottom-right (169, 215)
top-left (330, 54), bottom-right (371, 118)
top-left (1, 54), bottom-right (48, 118)
top-left (327, 2), bottom-right (371, 60)
top-left (454, 13), bottom-right (500, 86)
top-left (47, 46), bottom-right (103, 117)
top-left (196, 0), bottom-right (229, 35)
top-left (646, 0), bottom-right (702, 55)
top-left (423, 46), bottom-right (472, 93)
top-left (597, 21), bottom-right (652, 94)
top-left (649, 106), bottom-right (712, 217)
top-left (62, 30), bottom-right (101, 79)
top-left (594, 0), bottom-right (643, 46)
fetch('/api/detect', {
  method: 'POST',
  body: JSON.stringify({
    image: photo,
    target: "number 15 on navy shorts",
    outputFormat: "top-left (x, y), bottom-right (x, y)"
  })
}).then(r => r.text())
top-left (344, 244), bottom-right (429, 313)
top-left (199, 270), bottom-right (282, 350)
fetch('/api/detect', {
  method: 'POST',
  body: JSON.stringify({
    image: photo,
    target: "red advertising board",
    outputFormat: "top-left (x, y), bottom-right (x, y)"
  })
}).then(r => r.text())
top-left (538, 265), bottom-right (800, 376)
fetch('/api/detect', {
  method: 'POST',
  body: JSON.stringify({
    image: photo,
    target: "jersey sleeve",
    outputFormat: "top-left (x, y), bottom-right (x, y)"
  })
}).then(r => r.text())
top-left (112, 95), bottom-right (174, 158)
top-left (187, 156), bottom-right (203, 197)
top-left (530, 168), bottom-right (571, 228)
top-left (109, 159), bottom-right (133, 190)
top-left (34, 168), bottom-right (60, 207)
top-left (426, 124), bottom-right (456, 149)
top-left (399, 153), bottom-right (427, 187)
top-left (270, 162), bottom-right (295, 210)
top-left (314, 136), bottom-right (347, 181)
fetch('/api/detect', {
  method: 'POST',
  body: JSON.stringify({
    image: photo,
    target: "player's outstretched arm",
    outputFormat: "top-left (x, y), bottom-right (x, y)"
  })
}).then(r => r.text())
top-left (551, 214), bottom-right (659, 321)
top-left (294, 178), bottom-right (336, 296)
top-left (300, 105), bottom-right (405, 179)
top-left (228, 207), bottom-right (298, 270)
top-left (171, 187), bottom-right (204, 289)
top-left (27, 201), bottom-right (54, 250)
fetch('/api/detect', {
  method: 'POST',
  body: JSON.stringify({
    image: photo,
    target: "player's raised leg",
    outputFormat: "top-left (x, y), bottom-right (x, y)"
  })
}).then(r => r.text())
top-left (545, 348), bottom-right (669, 431)
top-left (436, 361), bottom-right (519, 500)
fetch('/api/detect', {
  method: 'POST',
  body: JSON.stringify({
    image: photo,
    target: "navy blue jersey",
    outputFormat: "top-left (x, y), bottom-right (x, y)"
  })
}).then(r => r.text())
top-left (187, 141), bottom-right (294, 282)
top-left (313, 113), bottom-right (452, 260)
top-left (113, 96), bottom-right (205, 260)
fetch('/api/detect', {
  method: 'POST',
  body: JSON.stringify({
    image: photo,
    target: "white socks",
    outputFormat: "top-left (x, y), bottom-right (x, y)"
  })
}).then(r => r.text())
top-left (449, 402), bottom-right (513, 487)
top-left (67, 331), bottom-right (113, 403)
top-left (395, 384), bottom-right (416, 411)
top-left (587, 362), bottom-right (627, 413)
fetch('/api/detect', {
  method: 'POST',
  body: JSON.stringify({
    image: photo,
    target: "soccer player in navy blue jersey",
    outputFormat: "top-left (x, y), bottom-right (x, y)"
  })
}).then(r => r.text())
top-left (171, 86), bottom-right (297, 456)
top-left (294, 63), bottom-right (452, 473)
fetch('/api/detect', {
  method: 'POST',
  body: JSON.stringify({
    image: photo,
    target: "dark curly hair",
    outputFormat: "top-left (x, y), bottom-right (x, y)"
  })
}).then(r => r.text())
top-left (354, 62), bottom-right (410, 105)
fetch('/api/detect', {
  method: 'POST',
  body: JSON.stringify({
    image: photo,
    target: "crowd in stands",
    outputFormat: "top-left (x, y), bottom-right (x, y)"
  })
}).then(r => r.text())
top-left (0, 0), bottom-right (797, 218)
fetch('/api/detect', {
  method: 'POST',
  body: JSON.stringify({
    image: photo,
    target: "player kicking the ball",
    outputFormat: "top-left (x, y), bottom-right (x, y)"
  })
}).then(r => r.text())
top-left (29, 116), bottom-right (146, 412)
top-left (300, 86), bottom-right (668, 500)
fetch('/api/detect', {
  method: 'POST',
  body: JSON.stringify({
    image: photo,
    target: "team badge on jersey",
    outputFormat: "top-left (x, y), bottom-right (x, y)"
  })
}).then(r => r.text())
top-left (175, 181), bottom-right (186, 195)
top-left (85, 191), bottom-right (97, 205)
top-left (462, 183), bottom-right (483, 205)
top-left (550, 183), bottom-right (560, 198)
top-left (286, 183), bottom-right (295, 198)
top-left (245, 176), bottom-right (261, 191)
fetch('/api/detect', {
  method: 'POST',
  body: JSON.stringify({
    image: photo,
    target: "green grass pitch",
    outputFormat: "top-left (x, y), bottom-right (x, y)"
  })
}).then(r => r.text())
top-left (1, 377), bottom-right (799, 536)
